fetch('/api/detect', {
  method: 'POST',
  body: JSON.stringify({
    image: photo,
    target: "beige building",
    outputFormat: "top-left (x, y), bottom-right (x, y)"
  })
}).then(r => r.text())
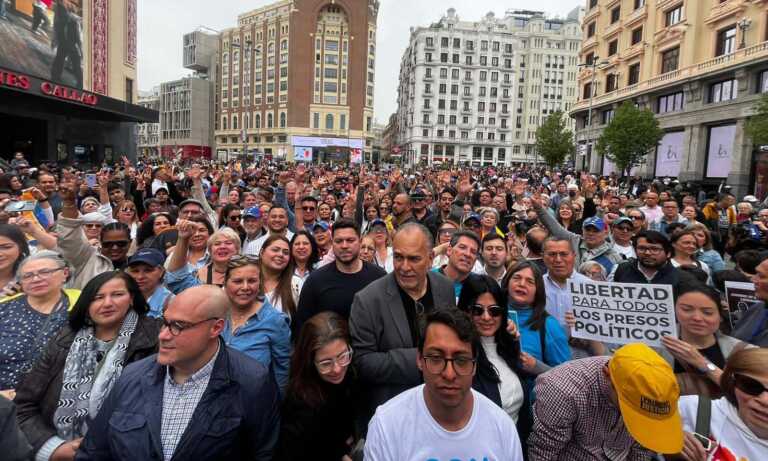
top-left (215, 0), bottom-right (379, 162)
top-left (571, 0), bottom-right (768, 197)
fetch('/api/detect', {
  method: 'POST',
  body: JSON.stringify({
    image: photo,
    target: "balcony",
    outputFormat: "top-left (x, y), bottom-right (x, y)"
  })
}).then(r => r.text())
top-left (500, 79), bottom-right (512, 87)
top-left (461, 92), bottom-right (473, 100)
top-left (704, 0), bottom-right (748, 25)
top-left (581, 35), bottom-right (598, 52)
top-left (571, 39), bottom-right (768, 113)
top-left (624, 4), bottom-right (647, 28)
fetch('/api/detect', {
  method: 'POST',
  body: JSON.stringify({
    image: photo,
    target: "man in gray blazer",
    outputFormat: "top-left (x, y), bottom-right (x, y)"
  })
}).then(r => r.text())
top-left (350, 223), bottom-right (456, 426)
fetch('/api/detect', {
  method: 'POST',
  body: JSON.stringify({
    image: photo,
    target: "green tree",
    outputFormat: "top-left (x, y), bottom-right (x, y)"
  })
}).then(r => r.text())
top-left (745, 93), bottom-right (768, 147)
top-left (596, 101), bottom-right (664, 177)
top-left (535, 110), bottom-right (575, 168)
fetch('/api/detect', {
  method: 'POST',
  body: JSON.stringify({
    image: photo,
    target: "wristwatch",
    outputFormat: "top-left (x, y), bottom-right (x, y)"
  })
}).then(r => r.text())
top-left (698, 361), bottom-right (717, 374)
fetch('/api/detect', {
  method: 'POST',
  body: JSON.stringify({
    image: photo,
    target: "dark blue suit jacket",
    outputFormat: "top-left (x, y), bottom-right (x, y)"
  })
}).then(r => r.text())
top-left (75, 341), bottom-right (280, 461)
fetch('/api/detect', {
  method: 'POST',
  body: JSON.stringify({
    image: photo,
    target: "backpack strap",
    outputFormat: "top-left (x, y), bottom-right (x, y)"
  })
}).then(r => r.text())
top-left (695, 395), bottom-right (712, 440)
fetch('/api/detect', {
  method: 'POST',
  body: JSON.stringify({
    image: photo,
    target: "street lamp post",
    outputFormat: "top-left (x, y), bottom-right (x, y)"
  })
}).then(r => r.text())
top-left (738, 17), bottom-right (752, 49)
top-left (577, 56), bottom-right (608, 172)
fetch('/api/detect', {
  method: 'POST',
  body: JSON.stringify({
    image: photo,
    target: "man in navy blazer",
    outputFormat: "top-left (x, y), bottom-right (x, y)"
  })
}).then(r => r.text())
top-left (76, 285), bottom-right (280, 461)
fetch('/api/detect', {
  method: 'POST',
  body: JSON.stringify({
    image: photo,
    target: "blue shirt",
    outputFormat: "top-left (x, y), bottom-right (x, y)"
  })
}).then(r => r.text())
top-left (147, 285), bottom-right (175, 318)
top-left (512, 307), bottom-right (571, 367)
top-left (543, 271), bottom-right (591, 330)
top-left (221, 300), bottom-right (291, 390)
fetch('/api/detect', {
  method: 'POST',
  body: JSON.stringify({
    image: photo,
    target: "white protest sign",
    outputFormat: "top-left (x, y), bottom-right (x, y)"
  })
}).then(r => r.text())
top-left (569, 279), bottom-right (677, 347)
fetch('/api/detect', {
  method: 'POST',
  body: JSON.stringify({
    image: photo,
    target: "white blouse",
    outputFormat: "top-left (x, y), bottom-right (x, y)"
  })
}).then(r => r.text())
top-left (480, 336), bottom-right (524, 423)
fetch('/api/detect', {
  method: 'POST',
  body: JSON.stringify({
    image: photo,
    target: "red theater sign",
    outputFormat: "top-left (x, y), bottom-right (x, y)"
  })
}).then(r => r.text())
top-left (0, 69), bottom-right (98, 106)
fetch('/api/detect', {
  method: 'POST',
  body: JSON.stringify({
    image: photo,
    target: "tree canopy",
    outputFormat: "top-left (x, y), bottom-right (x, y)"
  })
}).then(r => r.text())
top-left (535, 110), bottom-right (575, 169)
top-left (596, 101), bottom-right (664, 176)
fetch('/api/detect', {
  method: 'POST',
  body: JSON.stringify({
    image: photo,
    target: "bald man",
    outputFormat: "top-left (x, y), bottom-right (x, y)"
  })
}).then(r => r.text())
top-left (77, 285), bottom-right (280, 461)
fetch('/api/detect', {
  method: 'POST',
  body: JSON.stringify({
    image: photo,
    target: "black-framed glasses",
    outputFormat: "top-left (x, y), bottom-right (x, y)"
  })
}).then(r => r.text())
top-left (120, 208), bottom-right (136, 213)
top-left (469, 304), bottom-right (504, 317)
top-left (160, 316), bottom-right (220, 336)
top-left (422, 355), bottom-right (476, 376)
top-left (102, 240), bottom-right (130, 249)
top-left (84, 223), bottom-right (103, 229)
top-left (229, 215), bottom-right (242, 221)
top-left (734, 373), bottom-right (768, 396)
top-left (302, 206), bottom-right (316, 211)
top-left (19, 267), bottom-right (64, 282)
top-left (315, 348), bottom-right (353, 374)
top-left (636, 245), bottom-right (664, 254)
top-left (630, 216), bottom-right (645, 221)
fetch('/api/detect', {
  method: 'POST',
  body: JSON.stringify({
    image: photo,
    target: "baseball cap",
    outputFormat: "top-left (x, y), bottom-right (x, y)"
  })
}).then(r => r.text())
top-left (127, 248), bottom-right (166, 267)
top-left (313, 221), bottom-right (330, 232)
top-left (609, 343), bottom-right (683, 454)
top-left (243, 206), bottom-right (261, 219)
top-left (369, 218), bottom-right (386, 228)
top-left (743, 195), bottom-right (759, 203)
top-left (611, 216), bottom-right (633, 227)
top-left (81, 212), bottom-right (109, 225)
top-left (178, 199), bottom-right (206, 211)
top-left (410, 189), bottom-right (427, 200)
top-left (582, 216), bottom-right (605, 230)
top-left (463, 213), bottom-right (481, 224)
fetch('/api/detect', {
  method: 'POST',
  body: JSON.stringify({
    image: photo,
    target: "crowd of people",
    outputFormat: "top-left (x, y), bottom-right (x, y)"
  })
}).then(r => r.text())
top-left (0, 151), bottom-right (766, 461)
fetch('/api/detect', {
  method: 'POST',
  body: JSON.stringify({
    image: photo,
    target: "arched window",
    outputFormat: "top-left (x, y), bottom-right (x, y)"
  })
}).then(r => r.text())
top-left (232, 115), bottom-right (238, 130)
top-left (245, 114), bottom-right (250, 129)
top-left (280, 112), bottom-right (286, 128)
top-left (325, 114), bottom-right (334, 130)
top-left (268, 42), bottom-right (275, 54)
top-left (281, 39), bottom-right (288, 50)
top-left (255, 113), bottom-right (261, 128)
top-left (267, 113), bottom-right (273, 128)
top-left (223, 117), bottom-right (228, 130)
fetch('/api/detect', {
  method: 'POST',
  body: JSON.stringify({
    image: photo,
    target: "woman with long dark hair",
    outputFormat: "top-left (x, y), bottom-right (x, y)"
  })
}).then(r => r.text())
top-left (274, 311), bottom-right (357, 461)
top-left (0, 224), bottom-right (30, 299)
top-left (503, 261), bottom-right (570, 371)
top-left (458, 275), bottom-right (527, 423)
top-left (15, 271), bottom-right (160, 461)
top-left (260, 235), bottom-right (297, 318)
top-left (135, 212), bottom-right (176, 249)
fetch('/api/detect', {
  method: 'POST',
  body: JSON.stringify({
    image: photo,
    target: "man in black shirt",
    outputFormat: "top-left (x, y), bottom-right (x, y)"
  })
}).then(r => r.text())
top-left (293, 219), bottom-right (385, 335)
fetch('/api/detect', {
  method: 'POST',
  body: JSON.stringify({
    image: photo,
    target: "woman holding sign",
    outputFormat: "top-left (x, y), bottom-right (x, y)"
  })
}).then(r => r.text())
top-left (662, 282), bottom-right (752, 397)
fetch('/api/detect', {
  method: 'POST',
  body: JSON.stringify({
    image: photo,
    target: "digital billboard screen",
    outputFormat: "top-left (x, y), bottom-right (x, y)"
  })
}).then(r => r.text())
top-left (0, 0), bottom-right (84, 89)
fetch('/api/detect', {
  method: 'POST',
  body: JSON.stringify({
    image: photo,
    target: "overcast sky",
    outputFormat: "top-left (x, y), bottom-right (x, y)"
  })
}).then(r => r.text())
top-left (138, 0), bottom-right (578, 124)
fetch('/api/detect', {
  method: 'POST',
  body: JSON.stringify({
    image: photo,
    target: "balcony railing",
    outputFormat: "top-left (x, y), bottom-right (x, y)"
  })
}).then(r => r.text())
top-left (572, 39), bottom-right (768, 112)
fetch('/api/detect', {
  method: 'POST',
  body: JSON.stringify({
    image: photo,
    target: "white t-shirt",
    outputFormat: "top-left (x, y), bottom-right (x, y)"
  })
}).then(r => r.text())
top-left (364, 385), bottom-right (524, 461)
top-left (679, 395), bottom-right (768, 461)
top-left (613, 242), bottom-right (635, 259)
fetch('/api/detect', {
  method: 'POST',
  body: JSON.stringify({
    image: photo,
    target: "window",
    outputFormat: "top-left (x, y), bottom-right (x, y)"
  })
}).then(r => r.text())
top-left (280, 112), bottom-right (286, 128)
top-left (606, 73), bottom-right (618, 92)
top-left (441, 37), bottom-right (449, 47)
top-left (325, 114), bottom-right (334, 129)
top-left (426, 37), bottom-right (434, 47)
top-left (267, 113), bottom-right (273, 128)
top-left (125, 78), bottom-right (133, 103)
top-left (587, 22), bottom-right (596, 38)
top-left (657, 91), bottom-right (684, 114)
top-left (585, 52), bottom-right (595, 66)
top-left (608, 39), bottom-right (618, 57)
top-left (424, 99), bottom-right (431, 109)
top-left (665, 6), bottom-right (683, 27)
top-left (634, 0), bottom-right (645, 8)
top-left (583, 82), bottom-right (593, 100)
top-left (716, 26), bottom-right (737, 56)
top-left (589, 0), bottom-right (598, 9)
top-left (661, 47), bottom-right (679, 73)
top-left (628, 63), bottom-right (641, 85)
top-left (453, 38), bottom-right (461, 48)
top-left (601, 109), bottom-right (615, 124)
top-left (631, 27), bottom-right (643, 45)
top-left (760, 70), bottom-right (768, 93)
top-left (610, 6), bottom-right (621, 24)
top-left (710, 79), bottom-right (738, 103)
top-left (340, 114), bottom-right (346, 130)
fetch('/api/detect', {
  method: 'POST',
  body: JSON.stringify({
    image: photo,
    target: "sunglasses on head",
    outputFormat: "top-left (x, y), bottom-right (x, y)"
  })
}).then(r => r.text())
top-left (469, 304), bottom-right (504, 317)
top-left (734, 374), bottom-right (768, 397)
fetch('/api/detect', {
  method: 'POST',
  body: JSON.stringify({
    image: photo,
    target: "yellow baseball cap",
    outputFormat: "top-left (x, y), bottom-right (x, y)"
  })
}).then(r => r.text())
top-left (608, 343), bottom-right (683, 454)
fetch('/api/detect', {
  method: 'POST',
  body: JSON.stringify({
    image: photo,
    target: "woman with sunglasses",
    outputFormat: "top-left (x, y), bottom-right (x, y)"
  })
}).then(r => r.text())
top-left (0, 252), bottom-right (78, 399)
top-left (58, 179), bottom-right (132, 289)
top-left (661, 282), bottom-right (753, 397)
top-left (275, 311), bottom-right (357, 461)
top-left (457, 275), bottom-right (530, 428)
top-left (367, 219), bottom-right (393, 272)
top-left (678, 348), bottom-right (768, 461)
top-left (221, 255), bottom-right (290, 391)
top-left (115, 200), bottom-right (139, 242)
top-left (15, 271), bottom-right (160, 461)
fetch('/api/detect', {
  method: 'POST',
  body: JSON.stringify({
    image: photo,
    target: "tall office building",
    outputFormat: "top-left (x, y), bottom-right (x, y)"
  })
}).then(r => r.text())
top-left (571, 0), bottom-right (768, 198)
top-left (214, 0), bottom-right (379, 162)
top-left (394, 8), bottom-right (582, 166)
top-left (137, 88), bottom-right (161, 157)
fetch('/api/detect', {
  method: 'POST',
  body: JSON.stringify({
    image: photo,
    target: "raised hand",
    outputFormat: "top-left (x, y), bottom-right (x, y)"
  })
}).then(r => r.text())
top-left (175, 219), bottom-right (196, 240)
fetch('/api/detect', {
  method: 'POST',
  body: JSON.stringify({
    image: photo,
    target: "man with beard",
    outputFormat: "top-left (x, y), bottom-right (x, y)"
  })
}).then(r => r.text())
top-left (37, 172), bottom-right (62, 219)
top-left (435, 230), bottom-right (482, 302)
top-left (410, 189), bottom-right (436, 236)
top-left (240, 206), bottom-right (265, 256)
top-left (250, 205), bottom-right (294, 256)
top-left (474, 233), bottom-right (508, 285)
top-left (392, 193), bottom-right (416, 229)
top-left (610, 230), bottom-right (680, 286)
top-left (293, 219), bottom-right (385, 335)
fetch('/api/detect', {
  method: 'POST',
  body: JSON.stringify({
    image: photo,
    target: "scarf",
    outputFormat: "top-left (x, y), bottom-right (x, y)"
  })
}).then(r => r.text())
top-left (54, 310), bottom-right (139, 440)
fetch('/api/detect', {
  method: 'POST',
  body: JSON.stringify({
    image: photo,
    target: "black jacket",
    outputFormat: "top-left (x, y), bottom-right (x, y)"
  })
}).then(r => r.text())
top-left (14, 316), bottom-right (161, 453)
top-left (613, 259), bottom-right (680, 286)
top-left (273, 375), bottom-right (357, 461)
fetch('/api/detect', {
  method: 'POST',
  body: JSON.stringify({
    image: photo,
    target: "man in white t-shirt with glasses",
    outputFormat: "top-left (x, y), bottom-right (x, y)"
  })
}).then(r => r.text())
top-left (364, 308), bottom-right (523, 461)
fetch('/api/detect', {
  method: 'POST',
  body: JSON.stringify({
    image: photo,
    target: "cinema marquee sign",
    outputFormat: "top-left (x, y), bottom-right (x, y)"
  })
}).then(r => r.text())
top-left (0, 69), bottom-right (99, 106)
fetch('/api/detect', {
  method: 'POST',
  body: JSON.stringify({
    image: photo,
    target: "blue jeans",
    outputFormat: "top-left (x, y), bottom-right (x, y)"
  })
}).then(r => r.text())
top-left (0, 0), bottom-right (7, 18)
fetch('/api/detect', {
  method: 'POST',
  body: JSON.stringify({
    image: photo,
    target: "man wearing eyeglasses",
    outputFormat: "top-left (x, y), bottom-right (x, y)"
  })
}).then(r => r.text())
top-left (364, 308), bottom-right (523, 461)
top-left (610, 230), bottom-right (680, 287)
top-left (77, 285), bottom-right (281, 460)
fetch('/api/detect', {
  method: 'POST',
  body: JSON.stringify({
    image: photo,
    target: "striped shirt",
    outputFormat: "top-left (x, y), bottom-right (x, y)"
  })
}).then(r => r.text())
top-left (160, 345), bottom-right (219, 461)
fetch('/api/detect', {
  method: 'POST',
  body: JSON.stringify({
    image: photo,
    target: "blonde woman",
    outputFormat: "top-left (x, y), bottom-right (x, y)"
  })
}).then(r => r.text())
top-left (165, 222), bottom-right (241, 292)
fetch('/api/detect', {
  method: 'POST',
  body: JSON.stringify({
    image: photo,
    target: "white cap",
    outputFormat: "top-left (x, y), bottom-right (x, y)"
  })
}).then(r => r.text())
top-left (81, 212), bottom-right (109, 224)
top-left (567, 183), bottom-right (579, 191)
top-left (743, 195), bottom-right (759, 203)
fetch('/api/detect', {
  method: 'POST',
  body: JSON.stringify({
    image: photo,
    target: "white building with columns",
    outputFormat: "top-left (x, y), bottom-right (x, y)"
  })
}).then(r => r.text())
top-left (395, 7), bottom-right (583, 166)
